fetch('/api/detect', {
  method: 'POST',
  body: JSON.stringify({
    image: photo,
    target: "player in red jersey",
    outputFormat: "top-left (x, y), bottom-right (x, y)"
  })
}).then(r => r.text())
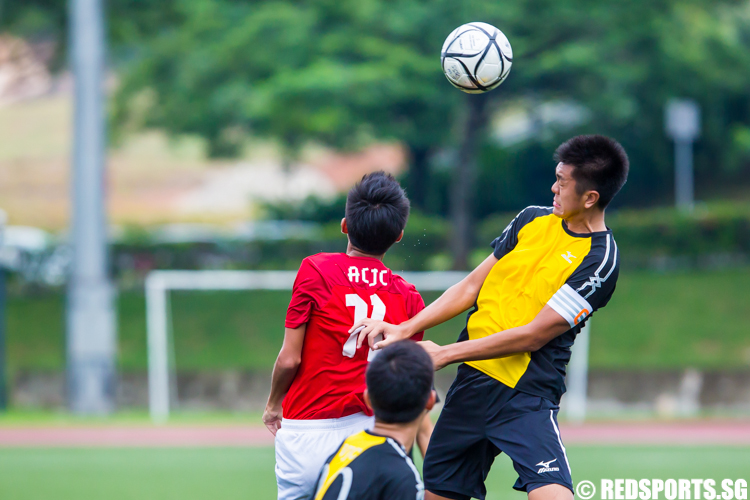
top-left (263, 172), bottom-right (433, 500)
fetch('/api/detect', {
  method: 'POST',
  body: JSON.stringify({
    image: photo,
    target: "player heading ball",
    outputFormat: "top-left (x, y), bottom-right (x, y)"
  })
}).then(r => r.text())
top-left (265, 172), bottom-right (433, 500)
top-left (313, 341), bottom-right (436, 500)
top-left (353, 136), bottom-right (629, 500)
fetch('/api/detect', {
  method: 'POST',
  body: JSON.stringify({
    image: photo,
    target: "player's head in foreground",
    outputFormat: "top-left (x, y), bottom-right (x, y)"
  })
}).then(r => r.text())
top-left (364, 341), bottom-right (436, 442)
top-left (342, 171), bottom-right (410, 257)
top-left (552, 134), bottom-right (629, 219)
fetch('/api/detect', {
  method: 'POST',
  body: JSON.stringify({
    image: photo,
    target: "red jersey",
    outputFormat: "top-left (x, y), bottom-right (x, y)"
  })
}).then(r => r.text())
top-left (283, 253), bottom-right (425, 420)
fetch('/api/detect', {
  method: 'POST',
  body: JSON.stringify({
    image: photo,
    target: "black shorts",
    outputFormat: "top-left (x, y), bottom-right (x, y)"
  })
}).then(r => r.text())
top-left (423, 364), bottom-right (573, 500)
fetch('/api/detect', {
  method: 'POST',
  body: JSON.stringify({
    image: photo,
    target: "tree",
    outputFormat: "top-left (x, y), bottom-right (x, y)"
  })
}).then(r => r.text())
top-left (109, 0), bottom-right (750, 267)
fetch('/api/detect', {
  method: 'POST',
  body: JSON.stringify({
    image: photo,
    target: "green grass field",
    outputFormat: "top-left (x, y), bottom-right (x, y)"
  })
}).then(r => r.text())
top-left (0, 445), bottom-right (748, 500)
top-left (7, 266), bottom-right (750, 374)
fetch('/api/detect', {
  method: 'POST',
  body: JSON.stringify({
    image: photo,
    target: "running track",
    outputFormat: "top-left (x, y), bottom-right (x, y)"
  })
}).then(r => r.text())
top-left (1, 422), bottom-right (749, 447)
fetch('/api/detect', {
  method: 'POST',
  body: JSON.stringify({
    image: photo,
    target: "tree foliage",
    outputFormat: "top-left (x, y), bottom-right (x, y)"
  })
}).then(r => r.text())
top-left (112, 2), bottom-right (750, 182)
top-left (5, 0), bottom-right (750, 266)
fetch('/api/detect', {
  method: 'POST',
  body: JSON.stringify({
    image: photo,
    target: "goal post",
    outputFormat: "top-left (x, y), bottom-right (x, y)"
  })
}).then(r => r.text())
top-left (144, 270), bottom-right (591, 423)
top-left (145, 270), bottom-right (301, 422)
top-left (563, 320), bottom-right (590, 423)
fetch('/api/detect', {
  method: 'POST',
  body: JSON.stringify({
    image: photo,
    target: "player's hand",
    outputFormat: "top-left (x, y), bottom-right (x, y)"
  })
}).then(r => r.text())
top-left (262, 406), bottom-right (283, 436)
top-left (352, 319), bottom-right (409, 350)
top-left (418, 340), bottom-right (449, 371)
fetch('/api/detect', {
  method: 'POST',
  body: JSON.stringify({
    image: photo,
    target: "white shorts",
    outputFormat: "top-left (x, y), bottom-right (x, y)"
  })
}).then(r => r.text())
top-left (275, 412), bottom-right (374, 500)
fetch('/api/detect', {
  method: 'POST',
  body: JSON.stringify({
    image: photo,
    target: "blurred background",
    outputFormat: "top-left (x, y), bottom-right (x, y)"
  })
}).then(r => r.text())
top-left (1, 0), bottom-right (749, 499)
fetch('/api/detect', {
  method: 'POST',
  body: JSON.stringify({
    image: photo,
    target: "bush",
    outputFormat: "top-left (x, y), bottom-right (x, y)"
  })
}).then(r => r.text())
top-left (108, 210), bottom-right (451, 284)
top-left (110, 202), bottom-right (750, 284)
top-left (478, 202), bottom-right (750, 270)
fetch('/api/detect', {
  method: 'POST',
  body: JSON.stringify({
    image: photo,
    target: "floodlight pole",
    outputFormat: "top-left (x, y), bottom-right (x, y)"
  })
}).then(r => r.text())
top-left (0, 267), bottom-right (5, 412)
top-left (0, 209), bottom-right (7, 411)
top-left (67, 0), bottom-right (117, 414)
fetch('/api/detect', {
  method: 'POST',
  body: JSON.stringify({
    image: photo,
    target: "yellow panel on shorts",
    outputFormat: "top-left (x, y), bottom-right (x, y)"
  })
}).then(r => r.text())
top-left (465, 214), bottom-right (591, 387)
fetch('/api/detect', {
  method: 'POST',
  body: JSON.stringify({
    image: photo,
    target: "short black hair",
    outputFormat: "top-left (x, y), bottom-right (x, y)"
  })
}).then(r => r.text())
top-left (553, 135), bottom-right (629, 209)
top-left (366, 341), bottom-right (434, 424)
top-left (345, 172), bottom-right (410, 255)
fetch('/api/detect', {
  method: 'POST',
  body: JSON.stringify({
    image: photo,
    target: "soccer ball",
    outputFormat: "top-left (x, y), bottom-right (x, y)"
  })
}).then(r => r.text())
top-left (441, 22), bottom-right (513, 94)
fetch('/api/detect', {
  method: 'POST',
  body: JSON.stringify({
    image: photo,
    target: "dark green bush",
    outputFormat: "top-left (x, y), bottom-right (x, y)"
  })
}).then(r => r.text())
top-left (479, 203), bottom-right (750, 269)
top-left (109, 203), bottom-right (750, 281)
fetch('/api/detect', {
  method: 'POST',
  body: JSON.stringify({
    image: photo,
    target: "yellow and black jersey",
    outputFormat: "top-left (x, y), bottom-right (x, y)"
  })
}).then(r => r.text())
top-left (459, 206), bottom-right (619, 403)
top-left (313, 430), bottom-right (424, 500)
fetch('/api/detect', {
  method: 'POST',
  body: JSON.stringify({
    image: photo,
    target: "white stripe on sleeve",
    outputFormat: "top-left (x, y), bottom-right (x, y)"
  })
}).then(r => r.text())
top-left (547, 284), bottom-right (593, 328)
top-left (386, 438), bottom-right (424, 499)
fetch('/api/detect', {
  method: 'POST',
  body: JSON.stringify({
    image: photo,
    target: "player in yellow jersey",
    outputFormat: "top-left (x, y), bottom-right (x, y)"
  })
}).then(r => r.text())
top-left (352, 135), bottom-right (629, 500)
top-left (312, 341), bottom-right (436, 500)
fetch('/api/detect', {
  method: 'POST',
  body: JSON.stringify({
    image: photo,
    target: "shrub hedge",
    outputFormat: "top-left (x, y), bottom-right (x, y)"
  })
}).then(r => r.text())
top-left (107, 204), bottom-right (750, 278)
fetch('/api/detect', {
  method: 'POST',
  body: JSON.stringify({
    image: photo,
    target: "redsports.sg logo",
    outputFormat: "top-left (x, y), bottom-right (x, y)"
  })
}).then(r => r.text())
top-left (575, 479), bottom-right (748, 500)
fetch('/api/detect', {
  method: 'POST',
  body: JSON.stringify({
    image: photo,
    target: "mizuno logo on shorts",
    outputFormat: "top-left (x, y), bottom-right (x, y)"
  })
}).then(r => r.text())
top-left (536, 458), bottom-right (560, 474)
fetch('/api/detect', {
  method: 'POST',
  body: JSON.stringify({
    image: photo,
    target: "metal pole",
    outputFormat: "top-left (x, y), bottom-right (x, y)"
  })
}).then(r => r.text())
top-left (666, 99), bottom-right (699, 213)
top-left (0, 268), bottom-right (6, 411)
top-left (67, 0), bottom-right (117, 414)
top-left (564, 320), bottom-right (590, 423)
top-left (675, 139), bottom-right (694, 212)
top-left (0, 210), bottom-right (6, 411)
top-left (146, 275), bottom-right (170, 422)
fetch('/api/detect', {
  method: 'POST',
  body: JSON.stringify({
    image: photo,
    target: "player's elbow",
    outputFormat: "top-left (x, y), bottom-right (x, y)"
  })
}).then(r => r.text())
top-left (525, 334), bottom-right (548, 352)
top-left (276, 351), bottom-right (302, 371)
top-left (451, 281), bottom-right (480, 309)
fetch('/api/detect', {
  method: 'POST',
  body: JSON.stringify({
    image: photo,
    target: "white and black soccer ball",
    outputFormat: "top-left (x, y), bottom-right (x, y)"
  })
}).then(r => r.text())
top-left (441, 22), bottom-right (513, 94)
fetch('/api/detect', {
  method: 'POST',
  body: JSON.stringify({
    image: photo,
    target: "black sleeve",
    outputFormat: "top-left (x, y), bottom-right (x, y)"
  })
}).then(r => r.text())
top-left (491, 206), bottom-right (553, 259)
top-left (547, 233), bottom-right (619, 327)
top-left (379, 468), bottom-right (422, 500)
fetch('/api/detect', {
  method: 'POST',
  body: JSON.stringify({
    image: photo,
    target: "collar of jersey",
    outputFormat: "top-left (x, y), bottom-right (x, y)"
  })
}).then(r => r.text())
top-left (561, 219), bottom-right (612, 238)
top-left (364, 430), bottom-right (408, 452)
top-left (342, 253), bottom-right (387, 266)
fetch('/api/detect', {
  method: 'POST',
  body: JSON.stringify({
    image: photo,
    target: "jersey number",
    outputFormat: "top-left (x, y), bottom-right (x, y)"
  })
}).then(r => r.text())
top-left (343, 294), bottom-right (385, 361)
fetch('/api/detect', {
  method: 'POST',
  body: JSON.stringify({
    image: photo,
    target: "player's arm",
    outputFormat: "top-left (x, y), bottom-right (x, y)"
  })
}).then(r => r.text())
top-left (423, 234), bottom-right (621, 370)
top-left (262, 324), bottom-right (306, 435)
top-left (264, 256), bottom-right (329, 434)
top-left (354, 253), bottom-right (498, 349)
top-left (354, 206), bottom-right (540, 349)
top-left (419, 306), bottom-right (570, 370)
